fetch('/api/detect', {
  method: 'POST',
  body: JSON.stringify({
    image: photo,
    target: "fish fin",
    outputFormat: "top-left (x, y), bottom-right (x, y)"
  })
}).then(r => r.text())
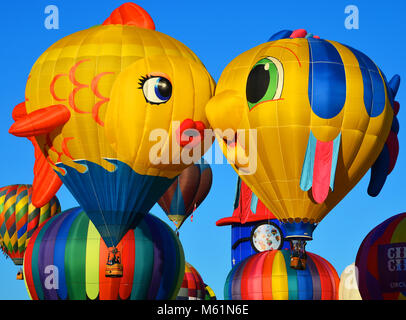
top-left (312, 138), bottom-right (334, 204)
top-left (268, 30), bottom-right (293, 41)
top-left (12, 102), bottom-right (28, 121)
top-left (389, 75), bottom-right (400, 97)
top-left (329, 133), bottom-right (341, 191)
top-left (30, 137), bottom-right (62, 207)
top-left (102, 3), bottom-right (155, 30)
top-left (367, 144), bottom-right (390, 197)
top-left (9, 104), bottom-right (70, 137)
top-left (300, 131), bottom-right (317, 191)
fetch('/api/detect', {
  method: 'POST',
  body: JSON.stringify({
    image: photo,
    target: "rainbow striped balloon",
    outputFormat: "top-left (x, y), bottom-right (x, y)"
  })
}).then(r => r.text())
top-left (176, 262), bottom-right (206, 300)
top-left (355, 212), bottom-right (406, 300)
top-left (224, 250), bottom-right (339, 300)
top-left (23, 207), bottom-right (185, 300)
top-left (0, 184), bottom-right (61, 265)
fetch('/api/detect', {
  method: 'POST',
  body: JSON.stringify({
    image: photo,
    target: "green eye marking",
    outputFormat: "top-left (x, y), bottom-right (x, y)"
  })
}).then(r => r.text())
top-left (246, 57), bottom-right (284, 110)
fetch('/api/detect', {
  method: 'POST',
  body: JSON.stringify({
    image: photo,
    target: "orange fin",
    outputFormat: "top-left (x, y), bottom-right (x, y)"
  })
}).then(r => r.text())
top-left (12, 102), bottom-right (28, 121)
top-left (29, 137), bottom-right (62, 207)
top-left (9, 104), bottom-right (70, 137)
top-left (102, 2), bottom-right (155, 30)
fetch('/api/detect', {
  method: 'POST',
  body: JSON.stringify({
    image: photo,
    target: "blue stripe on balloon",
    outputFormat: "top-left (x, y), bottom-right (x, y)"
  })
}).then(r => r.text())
top-left (306, 256), bottom-right (321, 300)
top-left (54, 208), bottom-right (82, 300)
top-left (153, 216), bottom-right (178, 300)
top-left (330, 133), bottom-right (341, 191)
top-left (250, 194), bottom-right (258, 214)
top-left (297, 262), bottom-right (314, 300)
top-left (300, 131), bottom-right (317, 191)
top-left (307, 38), bottom-right (346, 119)
top-left (17, 223), bottom-right (27, 238)
top-left (344, 44), bottom-right (386, 117)
top-left (171, 182), bottom-right (185, 216)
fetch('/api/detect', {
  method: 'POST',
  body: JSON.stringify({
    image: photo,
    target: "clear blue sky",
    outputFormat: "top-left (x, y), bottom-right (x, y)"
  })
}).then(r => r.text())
top-left (0, 0), bottom-right (405, 300)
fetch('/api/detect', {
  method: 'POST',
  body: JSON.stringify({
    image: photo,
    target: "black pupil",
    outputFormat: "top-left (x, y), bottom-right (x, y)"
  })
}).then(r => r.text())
top-left (246, 64), bottom-right (270, 104)
top-left (157, 78), bottom-right (172, 98)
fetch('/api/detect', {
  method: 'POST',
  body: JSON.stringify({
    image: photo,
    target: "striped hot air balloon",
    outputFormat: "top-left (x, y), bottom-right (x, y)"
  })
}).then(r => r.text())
top-left (355, 212), bottom-right (406, 300)
top-left (23, 207), bottom-right (185, 300)
top-left (0, 184), bottom-right (61, 265)
top-left (224, 250), bottom-right (339, 300)
top-left (176, 262), bottom-right (206, 300)
top-left (158, 160), bottom-right (212, 230)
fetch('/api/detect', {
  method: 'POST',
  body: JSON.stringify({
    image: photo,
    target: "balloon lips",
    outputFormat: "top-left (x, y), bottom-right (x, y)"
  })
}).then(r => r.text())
top-left (367, 75), bottom-right (401, 197)
top-left (206, 28), bottom-right (397, 269)
top-left (8, 2), bottom-right (214, 275)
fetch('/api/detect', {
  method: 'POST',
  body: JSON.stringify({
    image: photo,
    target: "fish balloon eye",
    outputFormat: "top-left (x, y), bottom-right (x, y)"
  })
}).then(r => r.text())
top-left (246, 57), bottom-right (284, 110)
top-left (139, 76), bottom-right (172, 105)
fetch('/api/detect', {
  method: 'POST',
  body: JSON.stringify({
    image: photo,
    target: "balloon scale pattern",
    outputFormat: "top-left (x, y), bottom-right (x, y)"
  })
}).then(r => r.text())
top-left (0, 185), bottom-right (61, 265)
top-left (23, 208), bottom-right (185, 300)
top-left (224, 250), bottom-right (339, 300)
top-left (356, 212), bottom-right (406, 300)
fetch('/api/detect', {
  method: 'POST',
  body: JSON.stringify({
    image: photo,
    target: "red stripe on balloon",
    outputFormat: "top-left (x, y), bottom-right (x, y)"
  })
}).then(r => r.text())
top-left (309, 253), bottom-right (333, 300)
top-left (119, 231), bottom-right (135, 300)
top-left (312, 139), bottom-right (333, 203)
top-left (247, 251), bottom-right (267, 299)
top-left (24, 225), bottom-right (41, 300)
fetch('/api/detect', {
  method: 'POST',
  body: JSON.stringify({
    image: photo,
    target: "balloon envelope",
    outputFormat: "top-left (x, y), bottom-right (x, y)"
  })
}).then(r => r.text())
top-left (206, 29), bottom-right (396, 242)
top-left (0, 184), bottom-right (61, 265)
top-left (158, 161), bottom-right (212, 229)
top-left (355, 212), bottom-right (406, 300)
top-left (9, 3), bottom-right (214, 248)
top-left (176, 262), bottom-right (206, 300)
top-left (224, 250), bottom-right (339, 300)
top-left (23, 207), bottom-right (185, 300)
top-left (338, 263), bottom-right (362, 300)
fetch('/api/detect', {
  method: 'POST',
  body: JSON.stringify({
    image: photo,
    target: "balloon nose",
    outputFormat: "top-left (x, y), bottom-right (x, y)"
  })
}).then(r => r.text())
top-left (205, 90), bottom-right (245, 131)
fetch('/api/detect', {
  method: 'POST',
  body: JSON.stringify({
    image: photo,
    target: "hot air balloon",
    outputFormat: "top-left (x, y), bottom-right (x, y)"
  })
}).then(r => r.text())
top-left (158, 160), bottom-right (212, 230)
top-left (206, 28), bottom-right (400, 269)
top-left (176, 262), bottom-right (206, 300)
top-left (0, 185), bottom-right (61, 279)
top-left (9, 2), bottom-right (215, 276)
top-left (338, 263), bottom-right (362, 300)
top-left (355, 212), bottom-right (406, 300)
top-left (224, 250), bottom-right (339, 300)
top-left (204, 284), bottom-right (217, 300)
top-left (23, 207), bottom-right (185, 300)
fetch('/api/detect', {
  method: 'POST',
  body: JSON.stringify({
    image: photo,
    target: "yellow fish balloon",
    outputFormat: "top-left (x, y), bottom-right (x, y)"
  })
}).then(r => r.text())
top-left (9, 3), bottom-right (215, 258)
top-left (206, 29), bottom-right (400, 269)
